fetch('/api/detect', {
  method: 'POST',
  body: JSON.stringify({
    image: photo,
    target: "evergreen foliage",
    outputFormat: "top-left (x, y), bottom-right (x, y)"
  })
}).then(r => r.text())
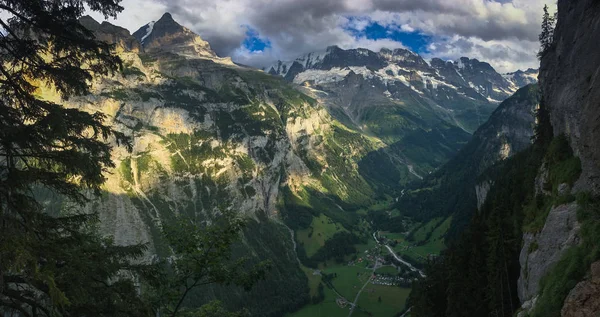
top-left (0, 1), bottom-right (149, 315)
top-left (538, 5), bottom-right (557, 58)
top-left (0, 2), bottom-right (270, 316)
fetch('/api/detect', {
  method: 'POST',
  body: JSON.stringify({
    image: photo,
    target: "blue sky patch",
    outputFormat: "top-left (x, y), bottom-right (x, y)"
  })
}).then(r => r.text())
top-left (243, 26), bottom-right (271, 52)
top-left (344, 18), bottom-right (431, 54)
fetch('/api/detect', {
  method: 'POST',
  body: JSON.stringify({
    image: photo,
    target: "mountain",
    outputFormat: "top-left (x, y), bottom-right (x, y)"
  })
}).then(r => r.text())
top-left (269, 46), bottom-right (528, 105)
top-left (503, 68), bottom-right (539, 88)
top-left (267, 46), bottom-right (536, 182)
top-left (63, 12), bottom-right (541, 317)
top-left (132, 12), bottom-right (232, 64)
top-left (396, 84), bottom-right (540, 234)
top-left (519, 0), bottom-right (600, 314)
top-left (268, 47), bottom-right (522, 100)
top-left (268, 45), bottom-right (535, 137)
top-left (79, 15), bottom-right (141, 52)
top-left (58, 13), bottom-right (491, 315)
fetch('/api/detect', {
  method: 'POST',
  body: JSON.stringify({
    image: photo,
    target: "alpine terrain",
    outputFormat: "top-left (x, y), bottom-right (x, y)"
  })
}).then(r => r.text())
top-left (41, 12), bottom-right (537, 316)
top-left (12, 1), bottom-right (600, 317)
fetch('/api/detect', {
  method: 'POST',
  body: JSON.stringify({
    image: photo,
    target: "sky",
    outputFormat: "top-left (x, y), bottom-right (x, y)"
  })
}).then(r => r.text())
top-left (88, 0), bottom-right (556, 73)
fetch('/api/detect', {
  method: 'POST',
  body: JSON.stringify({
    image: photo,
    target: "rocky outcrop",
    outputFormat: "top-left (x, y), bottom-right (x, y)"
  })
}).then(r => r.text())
top-left (540, 0), bottom-right (600, 195)
top-left (561, 261), bottom-right (600, 317)
top-left (518, 202), bottom-right (581, 303)
top-left (79, 16), bottom-right (141, 52)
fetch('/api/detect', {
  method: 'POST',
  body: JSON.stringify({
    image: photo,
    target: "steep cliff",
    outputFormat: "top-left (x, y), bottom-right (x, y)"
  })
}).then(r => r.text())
top-left (540, 0), bottom-right (600, 195)
top-left (517, 0), bottom-right (600, 315)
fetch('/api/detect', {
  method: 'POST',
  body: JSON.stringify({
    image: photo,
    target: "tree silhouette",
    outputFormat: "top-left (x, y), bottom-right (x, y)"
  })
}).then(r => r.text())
top-left (0, 1), bottom-right (156, 316)
top-left (538, 4), bottom-right (557, 58)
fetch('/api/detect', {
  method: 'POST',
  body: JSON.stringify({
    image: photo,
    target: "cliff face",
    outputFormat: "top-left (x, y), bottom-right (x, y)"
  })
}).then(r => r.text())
top-left (518, 202), bottom-right (581, 303)
top-left (540, 0), bottom-right (600, 194)
top-left (516, 0), bottom-right (600, 315)
top-left (562, 261), bottom-right (600, 317)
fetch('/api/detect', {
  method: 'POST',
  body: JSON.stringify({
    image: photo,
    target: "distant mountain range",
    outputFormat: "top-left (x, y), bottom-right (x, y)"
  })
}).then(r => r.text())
top-left (267, 46), bottom-right (537, 143)
top-left (268, 46), bottom-right (536, 103)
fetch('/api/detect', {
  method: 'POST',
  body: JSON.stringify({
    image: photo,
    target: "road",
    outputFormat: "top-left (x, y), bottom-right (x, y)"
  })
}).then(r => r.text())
top-left (400, 307), bottom-right (412, 317)
top-left (373, 232), bottom-right (426, 278)
top-left (347, 259), bottom-right (379, 317)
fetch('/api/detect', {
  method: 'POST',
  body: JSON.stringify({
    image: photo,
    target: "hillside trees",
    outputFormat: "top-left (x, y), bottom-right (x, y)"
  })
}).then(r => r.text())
top-left (0, 1), bottom-right (268, 316)
top-left (149, 215), bottom-right (271, 317)
top-left (0, 0), bottom-right (148, 315)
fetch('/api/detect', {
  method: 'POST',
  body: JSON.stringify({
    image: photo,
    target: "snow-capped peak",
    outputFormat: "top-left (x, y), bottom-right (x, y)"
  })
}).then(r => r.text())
top-left (267, 49), bottom-right (331, 75)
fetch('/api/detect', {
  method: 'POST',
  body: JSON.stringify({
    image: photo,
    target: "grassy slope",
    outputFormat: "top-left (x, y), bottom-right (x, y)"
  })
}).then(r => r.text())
top-left (297, 214), bottom-right (348, 257)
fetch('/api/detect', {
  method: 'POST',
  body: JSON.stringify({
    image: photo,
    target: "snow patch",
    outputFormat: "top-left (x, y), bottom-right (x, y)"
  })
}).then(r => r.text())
top-left (141, 21), bottom-right (155, 43)
top-left (487, 96), bottom-right (503, 103)
top-left (293, 68), bottom-right (351, 85)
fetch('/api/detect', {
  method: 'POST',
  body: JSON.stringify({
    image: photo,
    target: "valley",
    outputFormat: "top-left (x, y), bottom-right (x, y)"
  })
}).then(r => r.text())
top-left (7, 1), bottom-right (600, 317)
top-left (65, 13), bottom-right (539, 316)
top-left (283, 202), bottom-right (448, 317)
top-left (1, 4), bottom-right (559, 316)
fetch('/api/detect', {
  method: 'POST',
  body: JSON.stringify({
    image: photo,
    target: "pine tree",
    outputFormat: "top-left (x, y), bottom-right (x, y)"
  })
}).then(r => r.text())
top-left (538, 4), bottom-right (556, 58)
top-left (149, 214), bottom-right (271, 317)
top-left (0, 1), bottom-right (155, 316)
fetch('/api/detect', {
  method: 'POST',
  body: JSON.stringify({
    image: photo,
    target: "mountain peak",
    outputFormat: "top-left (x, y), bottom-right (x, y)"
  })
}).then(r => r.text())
top-left (159, 12), bottom-right (174, 21)
top-left (132, 12), bottom-right (229, 62)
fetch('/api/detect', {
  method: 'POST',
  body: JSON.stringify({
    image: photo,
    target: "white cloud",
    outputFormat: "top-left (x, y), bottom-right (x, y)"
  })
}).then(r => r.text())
top-left (86, 0), bottom-right (556, 72)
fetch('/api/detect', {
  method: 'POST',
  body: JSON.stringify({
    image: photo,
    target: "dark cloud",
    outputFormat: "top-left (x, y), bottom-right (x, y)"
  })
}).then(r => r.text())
top-left (94, 0), bottom-right (554, 72)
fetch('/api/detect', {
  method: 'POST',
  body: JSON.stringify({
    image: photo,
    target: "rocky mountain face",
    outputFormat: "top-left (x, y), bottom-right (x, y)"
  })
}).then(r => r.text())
top-left (429, 57), bottom-right (518, 102)
top-left (79, 15), bottom-right (141, 52)
top-left (540, 0), bottom-right (600, 196)
top-left (132, 12), bottom-right (232, 64)
top-left (515, 0), bottom-right (600, 315)
top-left (269, 46), bottom-right (530, 115)
top-left (269, 47), bottom-right (523, 102)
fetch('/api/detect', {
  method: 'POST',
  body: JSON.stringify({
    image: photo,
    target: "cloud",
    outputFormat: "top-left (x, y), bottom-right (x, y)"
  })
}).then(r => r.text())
top-left (87, 0), bottom-right (555, 73)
